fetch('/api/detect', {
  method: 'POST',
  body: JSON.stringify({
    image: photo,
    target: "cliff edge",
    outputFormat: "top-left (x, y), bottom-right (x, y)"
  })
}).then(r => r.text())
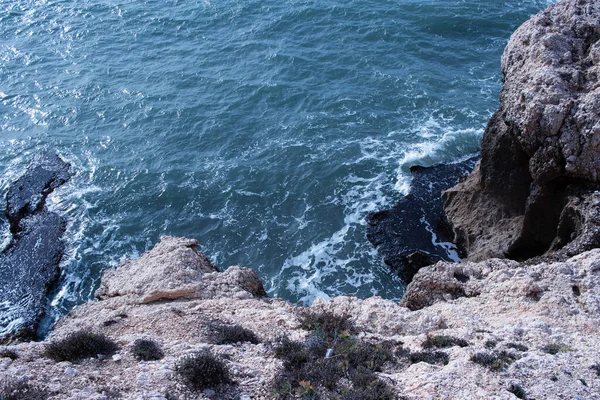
top-left (1, 1), bottom-right (600, 399)
top-left (0, 236), bottom-right (598, 399)
top-left (443, 0), bottom-right (600, 262)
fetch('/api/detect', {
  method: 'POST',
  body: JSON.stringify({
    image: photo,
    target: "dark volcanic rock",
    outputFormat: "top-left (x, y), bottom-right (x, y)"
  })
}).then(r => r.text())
top-left (443, 0), bottom-right (600, 262)
top-left (6, 152), bottom-right (72, 233)
top-left (0, 152), bottom-right (72, 342)
top-left (366, 157), bottom-right (477, 283)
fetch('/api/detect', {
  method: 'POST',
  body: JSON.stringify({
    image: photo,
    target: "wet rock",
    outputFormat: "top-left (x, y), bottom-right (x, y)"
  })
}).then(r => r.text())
top-left (0, 152), bottom-right (72, 343)
top-left (366, 157), bottom-right (477, 282)
top-left (5, 152), bottom-right (72, 233)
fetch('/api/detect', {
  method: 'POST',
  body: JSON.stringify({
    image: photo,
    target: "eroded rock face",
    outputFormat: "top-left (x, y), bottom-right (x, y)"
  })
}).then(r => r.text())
top-left (443, 0), bottom-right (600, 261)
top-left (95, 236), bottom-right (267, 304)
top-left (0, 152), bottom-right (72, 343)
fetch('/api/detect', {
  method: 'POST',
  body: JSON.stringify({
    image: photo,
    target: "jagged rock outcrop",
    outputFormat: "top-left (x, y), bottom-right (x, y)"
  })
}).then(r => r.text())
top-left (0, 152), bottom-right (73, 343)
top-left (366, 158), bottom-right (477, 282)
top-left (1, 238), bottom-right (599, 399)
top-left (95, 237), bottom-right (267, 304)
top-left (443, 0), bottom-right (600, 261)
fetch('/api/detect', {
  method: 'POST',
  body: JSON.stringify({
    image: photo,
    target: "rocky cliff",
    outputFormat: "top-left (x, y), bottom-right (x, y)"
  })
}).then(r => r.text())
top-left (1, 1), bottom-right (600, 399)
top-left (443, 0), bottom-right (600, 262)
top-left (0, 236), bottom-right (598, 399)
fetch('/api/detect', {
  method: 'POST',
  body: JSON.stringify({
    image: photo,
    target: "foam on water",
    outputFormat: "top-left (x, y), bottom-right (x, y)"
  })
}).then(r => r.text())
top-left (0, 0), bottom-right (560, 331)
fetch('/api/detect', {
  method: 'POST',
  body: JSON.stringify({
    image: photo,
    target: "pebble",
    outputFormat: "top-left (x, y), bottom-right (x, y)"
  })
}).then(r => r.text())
top-left (137, 371), bottom-right (149, 386)
top-left (48, 382), bottom-right (62, 393)
top-left (0, 358), bottom-right (13, 370)
top-left (112, 354), bottom-right (123, 362)
top-left (64, 367), bottom-right (79, 377)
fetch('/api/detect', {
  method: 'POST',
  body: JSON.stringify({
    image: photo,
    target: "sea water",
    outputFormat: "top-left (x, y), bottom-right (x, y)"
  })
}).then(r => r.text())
top-left (0, 0), bottom-right (554, 328)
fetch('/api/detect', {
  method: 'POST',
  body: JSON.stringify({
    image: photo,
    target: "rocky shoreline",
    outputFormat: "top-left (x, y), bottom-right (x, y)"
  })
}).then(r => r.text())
top-left (1, 0), bottom-right (600, 399)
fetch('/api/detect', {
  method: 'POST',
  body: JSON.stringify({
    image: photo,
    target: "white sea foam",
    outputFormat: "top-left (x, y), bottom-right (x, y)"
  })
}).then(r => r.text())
top-left (395, 125), bottom-right (483, 196)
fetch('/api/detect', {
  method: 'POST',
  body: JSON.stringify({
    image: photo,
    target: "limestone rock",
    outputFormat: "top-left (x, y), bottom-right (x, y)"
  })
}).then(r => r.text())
top-left (443, 0), bottom-right (600, 261)
top-left (4, 240), bottom-right (599, 399)
top-left (94, 236), bottom-right (267, 304)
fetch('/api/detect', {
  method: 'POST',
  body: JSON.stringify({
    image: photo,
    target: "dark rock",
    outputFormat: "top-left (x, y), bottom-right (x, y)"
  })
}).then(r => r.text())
top-left (0, 152), bottom-right (72, 343)
top-left (366, 157), bottom-right (477, 283)
top-left (6, 152), bottom-right (71, 233)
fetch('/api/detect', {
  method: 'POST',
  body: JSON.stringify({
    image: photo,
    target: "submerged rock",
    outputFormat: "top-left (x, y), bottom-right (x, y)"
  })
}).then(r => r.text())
top-left (366, 157), bottom-right (477, 282)
top-left (443, 0), bottom-right (600, 261)
top-left (0, 152), bottom-right (72, 343)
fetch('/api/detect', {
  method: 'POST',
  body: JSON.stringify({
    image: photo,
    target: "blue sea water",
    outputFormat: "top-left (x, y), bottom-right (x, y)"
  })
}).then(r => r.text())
top-left (0, 0), bottom-right (554, 328)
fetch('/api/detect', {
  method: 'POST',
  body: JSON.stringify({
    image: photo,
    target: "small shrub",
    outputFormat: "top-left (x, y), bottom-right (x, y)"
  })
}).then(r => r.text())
top-left (0, 349), bottom-right (18, 360)
top-left (542, 343), bottom-right (570, 355)
top-left (44, 331), bottom-right (119, 362)
top-left (297, 307), bottom-right (354, 341)
top-left (422, 335), bottom-right (469, 349)
top-left (508, 383), bottom-right (527, 399)
top-left (132, 338), bottom-right (164, 361)
top-left (0, 378), bottom-right (48, 400)
top-left (271, 330), bottom-right (395, 398)
top-left (485, 340), bottom-right (498, 349)
top-left (506, 343), bottom-right (528, 352)
top-left (209, 323), bottom-right (260, 345)
top-left (99, 387), bottom-right (123, 399)
top-left (590, 363), bottom-right (600, 376)
top-left (409, 351), bottom-right (449, 366)
top-left (550, 375), bottom-right (558, 382)
top-left (176, 352), bottom-right (231, 390)
top-left (341, 372), bottom-right (396, 400)
top-left (345, 341), bottom-right (394, 371)
top-left (273, 336), bottom-right (309, 369)
top-left (471, 351), bottom-right (518, 371)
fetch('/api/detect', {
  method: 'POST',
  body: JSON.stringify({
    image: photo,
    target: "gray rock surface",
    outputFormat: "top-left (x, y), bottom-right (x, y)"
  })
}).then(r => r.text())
top-left (443, 0), bottom-right (600, 261)
top-left (95, 236), bottom-right (267, 304)
top-left (0, 152), bottom-right (72, 343)
top-left (1, 238), bottom-right (599, 399)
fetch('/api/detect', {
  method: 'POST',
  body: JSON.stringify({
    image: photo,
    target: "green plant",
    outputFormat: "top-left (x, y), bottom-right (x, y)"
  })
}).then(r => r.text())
top-left (506, 343), bottom-right (528, 352)
top-left (341, 371), bottom-right (396, 400)
top-left (409, 351), bottom-right (449, 366)
top-left (508, 383), bottom-right (527, 399)
top-left (297, 308), bottom-right (354, 341)
top-left (209, 323), bottom-right (260, 345)
top-left (471, 351), bottom-right (518, 371)
top-left (44, 331), bottom-right (119, 362)
top-left (542, 343), bottom-right (570, 355)
top-left (0, 378), bottom-right (48, 400)
top-left (273, 336), bottom-right (309, 369)
top-left (175, 352), bottom-right (231, 390)
top-left (422, 335), bottom-right (468, 349)
top-left (485, 340), bottom-right (498, 349)
top-left (271, 328), bottom-right (395, 398)
top-left (132, 338), bottom-right (164, 361)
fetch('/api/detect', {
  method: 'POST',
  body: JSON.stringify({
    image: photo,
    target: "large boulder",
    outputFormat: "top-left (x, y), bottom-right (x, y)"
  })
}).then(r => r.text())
top-left (443, 0), bottom-right (600, 261)
top-left (95, 236), bottom-right (267, 304)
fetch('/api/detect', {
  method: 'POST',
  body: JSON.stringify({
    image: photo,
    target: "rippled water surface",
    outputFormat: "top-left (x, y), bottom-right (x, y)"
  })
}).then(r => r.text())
top-left (0, 0), bottom-right (554, 326)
